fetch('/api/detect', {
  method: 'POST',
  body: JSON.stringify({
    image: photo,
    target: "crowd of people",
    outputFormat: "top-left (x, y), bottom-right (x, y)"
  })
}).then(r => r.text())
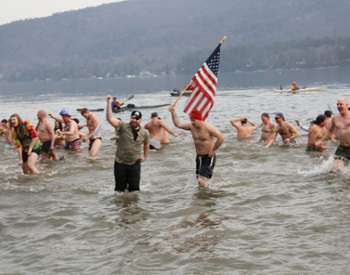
top-left (1, 96), bottom-right (350, 192)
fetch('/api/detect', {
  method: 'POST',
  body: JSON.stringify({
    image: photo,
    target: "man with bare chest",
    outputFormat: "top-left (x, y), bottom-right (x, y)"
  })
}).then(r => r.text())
top-left (36, 110), bottom-right (56, 160)
top-left (144, 112), bottom-right (177, 150)
top-left (274, 113), bottom-right (299, 145)
top-left (331, 98), bottom-right (350, 171)
top-left (260, 113), bottom-right (277, 147)
top-left (79, 108), bottom-right (102, 159)
top-left (169, 106), bottom-right (224, 188)
top-left (58, 109), bottom-right (81, 152)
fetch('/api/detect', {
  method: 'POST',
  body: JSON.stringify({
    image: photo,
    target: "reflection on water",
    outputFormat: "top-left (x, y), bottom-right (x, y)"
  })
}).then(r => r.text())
top-left (1, 81), bottom-right (350, 274)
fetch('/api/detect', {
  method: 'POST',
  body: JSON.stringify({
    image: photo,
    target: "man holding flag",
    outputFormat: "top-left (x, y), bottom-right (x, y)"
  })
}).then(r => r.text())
top-left (169, 37), bottom-right (226, 188)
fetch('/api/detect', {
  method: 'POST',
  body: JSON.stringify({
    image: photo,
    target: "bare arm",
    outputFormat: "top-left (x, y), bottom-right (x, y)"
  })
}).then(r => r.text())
top-left (169, 105), bottom-right (191, 130)
top-left (288, 123), bottom-right (299, 140)
top-left (143, 138), bottom-right (149, 161)
top-left (329, 117), bottom-right (337, 142)
top-left (49, 113), bottom-right (63, 123)
top-left (106, 96), bottom-right (122, 128)
top-left (230, 119), bottom-right (241, 130)
top-left (207, 123), bottom-right (225, 153)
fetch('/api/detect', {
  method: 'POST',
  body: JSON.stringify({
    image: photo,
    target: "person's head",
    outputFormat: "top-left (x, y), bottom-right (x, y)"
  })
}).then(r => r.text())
top-left (79, 108), bottom-right (90, 119)
top-left (189, 109), bottom-right (203, 126)
top-left (241, 118), bottom-right (248, 125)
top-left (9, 114), bottom-right (23, 128)
top-left (130, 110), bottom-right (142, 129)
top-left (337, 98), bottom-right (348, 115)
top-left (151, 112), bottom-right (159, 119)
top-left (261, 113), bottom-right (270, 124)
top-left (292, 81), bottom-right (297, 85)
top-left (37, 110), bottom-right (47, 121)
top-left (1, 119), bottom-right (8, 126)
top-left (59, 108), bottom-right (72, 123)
top-left (324, 110), bottom-right (333, 118)
top-left (73, 118), bottom-right (80, 124)
top-left (113, 97), bottom-right (117, 101)
top-left (313, 114), bottom-right (326, 127)
top-left (274, 113), bottom-right (285, 124)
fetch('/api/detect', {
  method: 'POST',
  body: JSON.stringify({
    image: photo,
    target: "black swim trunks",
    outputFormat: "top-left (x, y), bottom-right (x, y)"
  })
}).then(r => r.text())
top-left (41, 140), bottom-right (52, 154)
top-left (196, 154), bottom-right (216, 179)
top-left (114, 160), bottom-right (141, 192)
top-left (334, 145), bottom-right (350, 162)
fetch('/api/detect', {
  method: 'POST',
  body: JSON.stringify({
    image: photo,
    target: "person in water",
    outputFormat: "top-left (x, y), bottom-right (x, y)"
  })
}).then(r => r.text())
top-left (144, 112), bottom-right (177, 150)
top-left (79, 108), bottom-right (102, 159)
top-left (106, 96), bottom-right (149, 192)
top-left (9, 114), bottom-right (41, 174)
top-left (323, 110), bottom-right (333, 139)
top-left (330, 98), bottom-right (350, 172)
top-left (169, 106), bottom-right (224, 188)
top-left (111, 97), bottom-right (124, 112)
top-left (260, 113), bottom-right (277, 147)
top-left (274, 113), bottom-right (299, 145)
top-left (58, 109), bottom-right (81, 152)
top-left (36, 110), bottom-right (57, 160)
top-left (290, 81), bottom-right (300, 93)
top-left (230, 117), bottom-right (257, 140)
top-left (307, 114), bottom-right (328, 152)
top-left (0, 119), bottom-right (11, 144)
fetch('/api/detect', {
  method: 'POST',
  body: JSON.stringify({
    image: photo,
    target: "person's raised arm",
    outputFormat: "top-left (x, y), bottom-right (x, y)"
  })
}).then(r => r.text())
top-left (230, 118), bottom-right (241, 130)
top-left (106, 96), bottom-right (122, 128)
top-left (49, 113), bottom-right (63, 124)
top-left (168, 105), bottom-right (191, 130)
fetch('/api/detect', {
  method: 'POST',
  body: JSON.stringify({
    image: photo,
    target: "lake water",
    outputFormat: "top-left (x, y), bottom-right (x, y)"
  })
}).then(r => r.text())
top-left (1, 69), bottom-right (350, 274)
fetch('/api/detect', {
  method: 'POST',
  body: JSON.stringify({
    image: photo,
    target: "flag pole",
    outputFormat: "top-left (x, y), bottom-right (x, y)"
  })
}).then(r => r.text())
top-left (171, 35), bottom-right (227, 107)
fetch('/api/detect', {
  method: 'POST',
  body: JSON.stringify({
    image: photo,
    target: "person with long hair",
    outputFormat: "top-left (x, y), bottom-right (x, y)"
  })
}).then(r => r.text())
top-left (9, 114), bottom-right (41, 174)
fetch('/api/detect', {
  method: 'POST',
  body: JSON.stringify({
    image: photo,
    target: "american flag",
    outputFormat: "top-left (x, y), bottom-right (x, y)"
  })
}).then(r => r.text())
top-left (183, 42), bottom-right (222, 120)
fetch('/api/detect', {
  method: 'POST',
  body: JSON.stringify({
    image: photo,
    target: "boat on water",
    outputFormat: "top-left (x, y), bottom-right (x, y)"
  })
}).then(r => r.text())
top-left (77, 103), bottom-right (170, 113)
top-left (274, 86), bottom-right (328, 94)
top-left (170, 89), bottom-right (192, 97)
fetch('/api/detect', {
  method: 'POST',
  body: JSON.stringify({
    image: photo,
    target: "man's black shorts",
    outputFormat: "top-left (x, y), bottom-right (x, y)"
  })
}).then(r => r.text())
top-left (334, 145), bottom-right (350, 162)
top-left (114, 160), bottom-right (141, 192)
top-left (196, 154), bottom-right (216, 179)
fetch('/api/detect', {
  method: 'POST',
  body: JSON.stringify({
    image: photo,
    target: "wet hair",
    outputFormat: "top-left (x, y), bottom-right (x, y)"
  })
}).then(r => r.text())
top-left (79, 108), bottom-right (89, 115)
top-left (151, 112), bottom-right (159, 118)
top-left (73, 118), bottom-right (80, 124)
top-left (1, 119), bottom-right (8, 124)
top-left (324, 110), bottom-right (333, 118)
top-left (261, 113), bottom-right (270, 119)
top-left (313, 114), bottom-right (326, 126)
top-left (241, 118), bottom-right (248, 124)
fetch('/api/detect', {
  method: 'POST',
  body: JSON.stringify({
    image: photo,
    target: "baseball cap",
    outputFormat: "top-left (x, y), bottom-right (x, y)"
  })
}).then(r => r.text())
top-left (59, 108), bottom-right (71, 117)
top-left (131, 110), bottom-right (142, 120)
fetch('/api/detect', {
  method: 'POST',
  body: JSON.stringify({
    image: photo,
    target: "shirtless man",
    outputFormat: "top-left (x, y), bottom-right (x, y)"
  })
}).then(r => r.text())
top-left (291, 81), bottom-right (300, 94)
top-left (144, 112), bottom-right (177, 150)
top-left (169, 106), bottom-right (224, 188)
top-left (307, 114), bottom-right (328, 152)
top-left (330, 98), bottom-right (350, 171)
top-left (36, 110), bottom-right (57, 160)
top-left (58, 109), bottom-right (81, 152)
top-left (260, 113), bottom-right (277, 147)
top-left (274, 113), bottom-right (299, 145)
top-left (230, 117), bottom-right (257, 140)
top-left (79, 108), bottom-right (102, 159)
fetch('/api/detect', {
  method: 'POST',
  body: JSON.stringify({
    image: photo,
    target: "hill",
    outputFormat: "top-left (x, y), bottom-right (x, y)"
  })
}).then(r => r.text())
top-left (0, 0), bottom-right (349, 81)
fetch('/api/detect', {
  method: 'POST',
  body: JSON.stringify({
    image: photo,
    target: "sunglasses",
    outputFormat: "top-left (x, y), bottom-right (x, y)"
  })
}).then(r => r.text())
top-left (131, 116), bottom-right (141, 120)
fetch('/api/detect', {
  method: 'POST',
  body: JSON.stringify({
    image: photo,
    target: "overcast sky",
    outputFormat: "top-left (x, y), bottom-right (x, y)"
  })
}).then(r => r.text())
top-left (1, 0), bottom-right (125, 25)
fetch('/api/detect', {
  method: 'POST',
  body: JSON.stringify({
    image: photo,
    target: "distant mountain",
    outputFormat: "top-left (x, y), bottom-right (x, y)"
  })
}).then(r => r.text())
top-left (0, 0), bottom-right (349, 81)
